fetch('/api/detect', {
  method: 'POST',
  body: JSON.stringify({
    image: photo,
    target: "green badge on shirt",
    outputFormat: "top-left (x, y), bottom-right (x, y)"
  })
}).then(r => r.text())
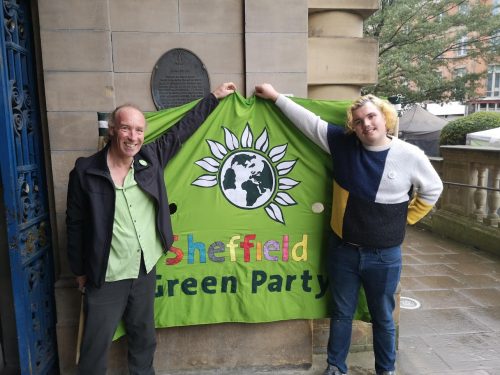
top-left (139, 159), bottom-right (148, 166)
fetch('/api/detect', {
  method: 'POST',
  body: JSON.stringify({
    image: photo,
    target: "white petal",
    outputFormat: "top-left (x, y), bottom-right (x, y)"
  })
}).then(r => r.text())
top-left (201, 157), bottom-right (220, 167)
top-left (191, 175), bottom-right (218, 187)
top-left (241, 123), bottom-right (253, 148)
top-left (274, 192), bottom-right (297, 206)
top-left (255, 129), bottom-right (269, 152)
top-left (196, 175), bottom-right (217, 181)
top-left (265, 203), bottom-right (285, 224)
top-left (276, 160), bottom-right (297, 175)
top-left (279, 177), bottom-right (300, 190)
top-left (207, 140), bottom-right (227, 159)
top-left (223, 127), bottom-right (239, 150)
top-left (268, 144), bottom-right (287, 162)
top-left (195, 158), bottom-right (220, 173)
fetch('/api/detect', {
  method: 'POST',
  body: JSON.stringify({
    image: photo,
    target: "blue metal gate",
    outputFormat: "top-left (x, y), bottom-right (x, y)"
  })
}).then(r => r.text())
top-left (0, 0), bottom-right (58, 374)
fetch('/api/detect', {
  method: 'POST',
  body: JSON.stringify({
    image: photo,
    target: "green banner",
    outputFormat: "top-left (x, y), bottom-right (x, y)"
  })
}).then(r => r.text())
top-left (115, 93), bottom-right (368, 337)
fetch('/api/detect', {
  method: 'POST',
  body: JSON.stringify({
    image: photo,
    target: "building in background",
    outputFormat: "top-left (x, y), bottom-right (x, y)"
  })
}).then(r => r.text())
top-left (439, 0), bottom-right (500, 115)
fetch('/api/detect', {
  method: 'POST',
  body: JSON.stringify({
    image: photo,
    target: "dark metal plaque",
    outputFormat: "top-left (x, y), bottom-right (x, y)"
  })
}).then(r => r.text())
top-left (151, 48), bottom-right (210, 109)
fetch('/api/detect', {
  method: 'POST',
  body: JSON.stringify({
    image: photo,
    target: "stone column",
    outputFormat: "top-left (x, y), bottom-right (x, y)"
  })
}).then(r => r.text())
top-left (484, 167), bottom-right (500, 227)
top-left (307, 0), bottom-right (379, 100)
top-left (306, 0), bottom-right (386, 356)
top-left (472, 164), bottom-right (488, 222)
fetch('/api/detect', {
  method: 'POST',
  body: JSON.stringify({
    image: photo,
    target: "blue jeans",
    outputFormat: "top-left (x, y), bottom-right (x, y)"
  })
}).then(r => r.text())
top-left (326, 233), bottom-right (402, 374)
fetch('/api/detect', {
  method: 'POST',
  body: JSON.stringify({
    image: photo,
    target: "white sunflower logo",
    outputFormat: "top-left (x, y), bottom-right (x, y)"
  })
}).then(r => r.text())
top-left (192, 124), bottom-right (300, 224)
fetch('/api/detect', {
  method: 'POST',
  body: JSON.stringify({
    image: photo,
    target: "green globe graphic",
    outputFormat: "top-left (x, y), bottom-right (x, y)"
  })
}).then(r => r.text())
top-left (220, 151), bottom-right (275, 208)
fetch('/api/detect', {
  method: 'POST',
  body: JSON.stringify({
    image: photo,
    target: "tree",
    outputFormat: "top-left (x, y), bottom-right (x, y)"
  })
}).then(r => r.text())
top-left (363, 0), bottom-right (500, 103)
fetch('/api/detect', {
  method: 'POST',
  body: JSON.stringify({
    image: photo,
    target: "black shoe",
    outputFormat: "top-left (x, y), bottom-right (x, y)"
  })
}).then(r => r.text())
top-left (323, 364), bottom-right (346, 375)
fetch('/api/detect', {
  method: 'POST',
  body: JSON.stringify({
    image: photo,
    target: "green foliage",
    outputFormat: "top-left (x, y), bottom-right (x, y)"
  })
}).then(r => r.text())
top-left (363, 0), bottom-right (500, 103)
top-left (439, 111), bottom-right (500, 145)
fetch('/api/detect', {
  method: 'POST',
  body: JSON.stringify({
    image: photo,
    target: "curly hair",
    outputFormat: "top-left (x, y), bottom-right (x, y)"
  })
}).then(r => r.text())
top-left (346, 94), bottom-right (398, 135)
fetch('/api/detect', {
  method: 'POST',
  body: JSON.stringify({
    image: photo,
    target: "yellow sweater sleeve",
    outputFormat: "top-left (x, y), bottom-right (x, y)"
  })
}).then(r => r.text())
top-left (407, 196), bottom-right (434, 225)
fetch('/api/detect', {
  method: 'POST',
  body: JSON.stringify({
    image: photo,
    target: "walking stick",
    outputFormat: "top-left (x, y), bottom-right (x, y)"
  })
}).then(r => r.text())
top-left (75, 292), bottom-right (84, 365)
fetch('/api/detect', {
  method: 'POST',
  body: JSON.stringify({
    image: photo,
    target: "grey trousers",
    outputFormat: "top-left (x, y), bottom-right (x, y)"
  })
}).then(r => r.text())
top-left (78, 263), bottom-right (157, 375)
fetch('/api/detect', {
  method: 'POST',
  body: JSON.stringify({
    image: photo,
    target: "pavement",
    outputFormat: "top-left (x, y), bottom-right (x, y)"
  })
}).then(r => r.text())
top-left (393, 226), bottom-right (500, 375)
top-left (169, 226), bottom-right (500, 375)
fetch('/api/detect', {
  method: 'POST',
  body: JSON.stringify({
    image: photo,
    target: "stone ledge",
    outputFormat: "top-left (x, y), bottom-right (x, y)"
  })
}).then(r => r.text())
top-left (308, 0), bottom-right (379, 18)
top-left (419, 210), bottom-right (500, 257)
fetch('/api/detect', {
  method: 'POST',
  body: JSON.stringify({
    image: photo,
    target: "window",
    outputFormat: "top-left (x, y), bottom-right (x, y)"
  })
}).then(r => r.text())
top-left (486, 65), bottom-right (500, 97)
top-left (492, 30), bottom-right (500, 52)
top-left (458, 2), bottom-right (469, 15)
top-left (454, 67), bottom-right (467, 78)
top-left (475, 102), bottom-right (500, 112)
top-left (457, 36), bottom-right (468, 56)
top-left (493, 0), bottom-right (500, 16)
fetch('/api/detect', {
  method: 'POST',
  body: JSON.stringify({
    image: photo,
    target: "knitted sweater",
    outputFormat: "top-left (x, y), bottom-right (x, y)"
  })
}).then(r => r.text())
top-left (276, 95), bottom-right (443, 248)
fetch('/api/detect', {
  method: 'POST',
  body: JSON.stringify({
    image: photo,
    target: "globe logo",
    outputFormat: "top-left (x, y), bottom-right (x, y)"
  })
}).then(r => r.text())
top-left (220, 151), bottom-right (275, 209)
top-left (192, 124), bottom-right (300, 224)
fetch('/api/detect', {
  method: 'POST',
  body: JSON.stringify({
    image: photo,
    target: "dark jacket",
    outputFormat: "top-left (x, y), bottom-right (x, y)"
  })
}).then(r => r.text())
top-left (66, 94), bottom-right (219, 287)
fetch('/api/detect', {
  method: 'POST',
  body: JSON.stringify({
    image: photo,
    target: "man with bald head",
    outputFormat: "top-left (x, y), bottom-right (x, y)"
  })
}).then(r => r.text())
top-left (66, 82), bottom-right (236, 374)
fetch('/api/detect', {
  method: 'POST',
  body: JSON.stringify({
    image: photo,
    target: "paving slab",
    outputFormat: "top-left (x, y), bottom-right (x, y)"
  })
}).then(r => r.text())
top-left (451, 274), bottom-right (499, 288)
top-left (404, 263), bottom-right (463, 277)
top-left (403, 289), bottom-right (481, 309)
top-left (399, 308), bottom-right (490, 336)
top-left (463, 307), bottom-right (500, 331)
top-left (408, 275), bottom-right (466, 290)
top-left (457, 288), bottom-right (500, 307)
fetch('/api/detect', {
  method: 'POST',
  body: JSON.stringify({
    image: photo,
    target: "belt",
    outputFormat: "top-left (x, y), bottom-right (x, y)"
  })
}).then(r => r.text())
top-left (331, 232), bottom-right (364, 250)
top-left (342, 241), bottom-right (363, 250)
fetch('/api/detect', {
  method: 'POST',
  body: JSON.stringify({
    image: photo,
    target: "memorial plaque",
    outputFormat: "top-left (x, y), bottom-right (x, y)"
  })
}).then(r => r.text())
top-left (151, 48), bottom-right (210, 110)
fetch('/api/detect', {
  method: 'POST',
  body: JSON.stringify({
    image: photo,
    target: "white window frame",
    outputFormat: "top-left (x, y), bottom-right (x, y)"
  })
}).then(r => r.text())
top-left (454, 67), bottom-right (467, 78)
top-left (458, 2), bottom-right (469, 15)
top-left (492, 30), bottom-right (500, 51)
top-left (493, 0), bottom-right (500, 16)
top-left (486, 65), bottom-right (500, 98)
top-left (457, 36), bottom-right (468, 57)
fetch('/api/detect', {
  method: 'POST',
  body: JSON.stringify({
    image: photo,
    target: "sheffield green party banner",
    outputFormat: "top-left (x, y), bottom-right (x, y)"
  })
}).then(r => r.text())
top-left (116, 93), bottom-right (369, 337)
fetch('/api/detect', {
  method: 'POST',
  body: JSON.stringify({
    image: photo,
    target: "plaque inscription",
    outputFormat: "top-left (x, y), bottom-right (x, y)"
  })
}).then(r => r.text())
top-left (151, 48), bottom-right (210, 110)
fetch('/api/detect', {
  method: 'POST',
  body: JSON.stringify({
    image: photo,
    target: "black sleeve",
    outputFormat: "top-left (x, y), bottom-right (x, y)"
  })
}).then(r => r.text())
top-left (152, 93), bottom-right (220, 168)
top-left (66, 167), bottom-right (86, 276)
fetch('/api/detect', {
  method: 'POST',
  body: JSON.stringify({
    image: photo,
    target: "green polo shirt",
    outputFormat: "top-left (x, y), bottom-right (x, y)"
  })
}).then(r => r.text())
top-left (105, 166), bottom-right (164, 282)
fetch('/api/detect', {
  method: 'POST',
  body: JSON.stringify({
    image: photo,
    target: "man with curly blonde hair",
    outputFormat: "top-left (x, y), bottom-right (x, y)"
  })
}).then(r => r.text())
top-left (255, 84), bottom-right (443, 375)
